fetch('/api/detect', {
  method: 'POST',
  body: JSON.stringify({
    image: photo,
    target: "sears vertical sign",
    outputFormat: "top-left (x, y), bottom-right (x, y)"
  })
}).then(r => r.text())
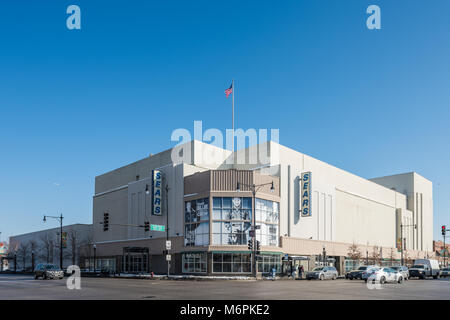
top-left (301, 172), bottom-right (312, 217)
top-left (152, 170), bottom-right (162, 215)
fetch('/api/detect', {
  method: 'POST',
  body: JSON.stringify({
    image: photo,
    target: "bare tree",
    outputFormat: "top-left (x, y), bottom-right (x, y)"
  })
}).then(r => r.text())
top-left (39, 234), bottom-right (54, 263)
top-left (17, 242), bottom-right (30, 270)
top-left (65, 229), bottom-right (83, 265)
top-left (389, 248), bottom-right (395, 266)
top-left (404, 250), bottom-right (413, 267)
top-left (347, 243), bottom-right (362, 269)
top-left (370, 245), bottom-right (381, 266)
top-left (78, 234), bottom-right (93, 269)
top-left (29, 240), bottom-right (38, 268)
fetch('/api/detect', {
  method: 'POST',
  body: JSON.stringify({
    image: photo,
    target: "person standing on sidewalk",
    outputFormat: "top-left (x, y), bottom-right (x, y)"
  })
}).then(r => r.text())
top-left (299, 265), bottom-right (304, 279)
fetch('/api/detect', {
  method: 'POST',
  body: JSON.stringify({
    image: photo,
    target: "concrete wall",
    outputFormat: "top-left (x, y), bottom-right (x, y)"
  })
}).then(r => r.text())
top-left (93, 141), bottom-right (220, 244)
top-left (335, 189), bottom-right (396, 247)
top-left (370, 172), bottom-right (433, 252)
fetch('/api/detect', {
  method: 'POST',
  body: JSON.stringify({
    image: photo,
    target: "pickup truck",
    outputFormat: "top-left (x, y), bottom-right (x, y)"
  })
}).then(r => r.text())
top-left (409, 259), bottom-right (440, 279)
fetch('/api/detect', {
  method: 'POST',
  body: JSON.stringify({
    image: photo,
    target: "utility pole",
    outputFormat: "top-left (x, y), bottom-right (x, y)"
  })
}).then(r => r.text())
top-left (442, 226), bottom-right (448, 267)
top-left (93, 244), bottom-right (97, 273)
top-left (237, 180), bottom-right (275, 278)
top-left (165, 182), bottom-right (170, 277)
top-left (43, 213), bottom-right (64, 269)
top-left (401, 223), bottom-right (417, 266)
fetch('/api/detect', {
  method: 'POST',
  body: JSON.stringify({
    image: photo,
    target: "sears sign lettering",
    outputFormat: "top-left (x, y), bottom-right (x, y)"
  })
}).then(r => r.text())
top-left (152, 170), bottom-right (162, 215)
top-left (301, 172), bottom-right (311, 217)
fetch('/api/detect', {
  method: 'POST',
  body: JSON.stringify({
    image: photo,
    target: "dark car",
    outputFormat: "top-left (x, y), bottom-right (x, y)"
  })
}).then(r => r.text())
top-left (346, 266), bottom-right (368, 280)
top-left (34, 264), bottom-right (64, 280)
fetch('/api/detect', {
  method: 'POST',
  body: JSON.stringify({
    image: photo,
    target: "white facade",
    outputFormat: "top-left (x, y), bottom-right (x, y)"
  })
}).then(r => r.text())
top-left (233, 141), bottom-right (432, 252)
top-left (91, 140), bottom-right (433, 258)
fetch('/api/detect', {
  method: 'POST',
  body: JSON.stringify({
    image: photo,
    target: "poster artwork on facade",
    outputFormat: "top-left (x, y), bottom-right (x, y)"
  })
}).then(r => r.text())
top-left (152, 169), bottom-right (162, 216)
top-left (0, 242), bottom-right (7, 256)
top-left (301, 172), bottom-right (312, 217)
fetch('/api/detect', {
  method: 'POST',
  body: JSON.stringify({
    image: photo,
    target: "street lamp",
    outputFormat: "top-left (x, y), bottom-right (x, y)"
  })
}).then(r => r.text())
top-left (366, 246), bottom-right (369, 266)
top-left (43, 213), bottom-right (64, 269)
top-left (93, 244), bottom-right (97, 273)
top-left (31, 250), bottom-right (35, 271)
top-left (400, 223), bottom-right (417, 265)
top-left (236, 179), bottom-right (275, 278)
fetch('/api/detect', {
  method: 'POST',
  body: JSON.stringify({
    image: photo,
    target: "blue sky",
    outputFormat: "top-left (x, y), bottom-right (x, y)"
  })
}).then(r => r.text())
top-left (0, 0), bottom-right (449, 242)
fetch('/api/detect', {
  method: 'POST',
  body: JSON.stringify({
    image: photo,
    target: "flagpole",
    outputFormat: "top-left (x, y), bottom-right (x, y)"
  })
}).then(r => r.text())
top-left (232, 79), bottom-right (234, 132)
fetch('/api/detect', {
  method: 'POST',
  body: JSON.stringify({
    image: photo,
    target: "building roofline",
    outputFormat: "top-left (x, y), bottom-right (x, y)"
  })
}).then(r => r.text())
top-left (9, 223), bottom-right (92, 240)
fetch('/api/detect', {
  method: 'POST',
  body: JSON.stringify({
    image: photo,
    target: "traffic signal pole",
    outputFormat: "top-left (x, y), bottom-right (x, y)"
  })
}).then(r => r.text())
top-left (443, 226), bottom-right (447, 267)
top-left (238, 180), bottom-right (274, 278)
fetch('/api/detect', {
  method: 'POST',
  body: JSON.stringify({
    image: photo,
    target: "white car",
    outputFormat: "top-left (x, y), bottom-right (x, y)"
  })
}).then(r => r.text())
top-left (364, 267), bottom-right (404, 284)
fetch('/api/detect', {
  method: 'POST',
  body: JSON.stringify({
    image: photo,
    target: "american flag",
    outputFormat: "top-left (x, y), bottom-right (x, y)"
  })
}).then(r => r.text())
top-left (225, 83), bottom-right (233, 98)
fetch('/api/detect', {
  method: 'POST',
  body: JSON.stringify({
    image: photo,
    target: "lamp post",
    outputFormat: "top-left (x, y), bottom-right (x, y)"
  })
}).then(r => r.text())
top-left (165, 183), bottom-right (170, 277)
top-left (93, 244), bottom-right (97, 273)
top-left (236, 180), bottom-right (275, 278)
top-left (31, 250), bottom-right (35, 271)
top-left (400, 223), bottom-right (417, 265)
top-left (43, 214), bottom-right (64, 269)
top-left (322, 246), bottom-right (327, 267)
top-left (14, 253), bottom-right (17, 272)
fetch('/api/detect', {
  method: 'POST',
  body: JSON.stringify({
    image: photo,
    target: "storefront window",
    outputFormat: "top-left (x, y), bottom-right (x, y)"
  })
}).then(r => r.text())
top-left (257, 255), bottom-right (281, 274)
top-left (212, 253), bottom-right (251, 274)
top-left (184, 198), bottom-right (209, 246)
top-left (255, 198), bottom-right (279, 247)
top-left (182, 253), bottom-right (207, 273)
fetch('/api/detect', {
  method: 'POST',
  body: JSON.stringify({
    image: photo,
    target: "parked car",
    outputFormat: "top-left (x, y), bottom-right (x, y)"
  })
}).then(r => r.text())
top-left (364, 267), bottom-right (404, 284)
top-left (34, 264), bottom-right (64, 280)
top-left (361, 266), bottom-right (380, 280)
top-left (440, 267), bottom-right (450, 278)
top-left (391, 266), bottom-right (409, 280)
top-left (409, 259), bottom-right (440, 279)
top-left (306, 266), bottom-right (338, 280)
top-left (346, 266), bottom-right (369, 280)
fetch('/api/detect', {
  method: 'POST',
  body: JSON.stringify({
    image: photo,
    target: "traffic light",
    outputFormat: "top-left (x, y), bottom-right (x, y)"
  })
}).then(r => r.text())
top-left (144, 221), bottom-right (150, 232)
top-left (442, 225), bottom-right (447, 236)
top-left (256, 240), bottom-right (261, 255)
top-left (247, 239), bottom-right (253, 251)
top-left (103, 213), bottom-right (109, 231)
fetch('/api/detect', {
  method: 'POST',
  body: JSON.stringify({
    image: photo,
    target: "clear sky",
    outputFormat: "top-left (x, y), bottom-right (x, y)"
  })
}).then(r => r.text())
top-left (0, 1), bottom-right (449, 242)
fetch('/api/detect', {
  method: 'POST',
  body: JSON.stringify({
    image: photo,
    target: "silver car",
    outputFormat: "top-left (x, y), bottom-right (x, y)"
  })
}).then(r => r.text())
top-left (440, 267), bottom-right (450, 277)
top-left (34, 263), bottom-right (64, 280)
top-left (391, 266), bottom-right (409, 280)
top-left (306, 266), bottom-right (338, 280)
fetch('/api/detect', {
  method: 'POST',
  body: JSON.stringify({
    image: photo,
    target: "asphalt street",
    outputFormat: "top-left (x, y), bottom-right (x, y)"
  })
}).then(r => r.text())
top-left (0, 274), bottom-right (449, 300)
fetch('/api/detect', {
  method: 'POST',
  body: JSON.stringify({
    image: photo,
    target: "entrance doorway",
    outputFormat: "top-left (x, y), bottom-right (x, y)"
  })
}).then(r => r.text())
top-left (122, 247), bottom-right (149, 273)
